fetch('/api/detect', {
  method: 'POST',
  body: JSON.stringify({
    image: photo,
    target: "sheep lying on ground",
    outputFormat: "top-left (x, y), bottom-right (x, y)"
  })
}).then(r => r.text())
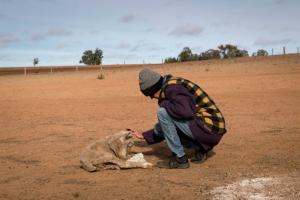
top-left (80, 130), bottom-right (153, 172)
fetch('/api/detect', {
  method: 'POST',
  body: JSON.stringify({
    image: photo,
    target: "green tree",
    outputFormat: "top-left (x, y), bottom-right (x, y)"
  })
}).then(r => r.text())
top-left (199, 49), bottom-right (221, 60)
top-left (233, 49), bottom-right (249, 58)
top-left (33, 58), bottom-right (39, 66)
top-left (164, 57), bottom-right (178, 63)
top-left (190, 53), bottom-right (199, 61)
top-left (178, 47), bottom-right (193, 62)
top-left (218, 44), bottom-right (248, 58)
top-left (80, 48), bottom-right (103, 65)
top-left (218, 44), bottom-right (236, 58)
top-left (80, 50), bottom-right (93, 65)
top-left (94, 48), bottom-right (103, 65)
top-left (254, 49), bottom-right (269, 56)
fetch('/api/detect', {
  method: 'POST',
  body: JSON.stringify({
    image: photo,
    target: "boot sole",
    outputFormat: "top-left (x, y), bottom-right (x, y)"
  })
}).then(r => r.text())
top-left (157, 161), bottom-right (190, 169)
top-left (190, 154), bottom-right (207, 164)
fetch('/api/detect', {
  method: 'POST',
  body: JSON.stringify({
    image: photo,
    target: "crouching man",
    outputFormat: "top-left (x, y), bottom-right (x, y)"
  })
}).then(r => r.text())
top-left (132, 68), bottom-right (226, 169)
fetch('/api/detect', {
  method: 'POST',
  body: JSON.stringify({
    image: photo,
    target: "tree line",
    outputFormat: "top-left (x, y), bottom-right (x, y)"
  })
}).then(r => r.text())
top-left (77, 45), bottom-right (268, 66)
top-left (164, 44), bottom-right (268, 63)
top-left (32, 45), bottom-right (269, 66)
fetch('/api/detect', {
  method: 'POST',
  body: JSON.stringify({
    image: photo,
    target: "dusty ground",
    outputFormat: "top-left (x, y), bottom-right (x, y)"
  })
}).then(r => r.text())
top-left (0, 55), bottom-right (299, 200)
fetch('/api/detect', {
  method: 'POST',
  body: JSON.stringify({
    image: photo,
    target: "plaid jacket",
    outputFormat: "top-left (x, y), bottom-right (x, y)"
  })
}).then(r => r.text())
top-left (159, 75), bottom-right (226, 135)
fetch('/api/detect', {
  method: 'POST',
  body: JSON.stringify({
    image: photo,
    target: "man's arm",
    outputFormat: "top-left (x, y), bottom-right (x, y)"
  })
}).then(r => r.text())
top-left (131, 129), bottom-right (164, 144)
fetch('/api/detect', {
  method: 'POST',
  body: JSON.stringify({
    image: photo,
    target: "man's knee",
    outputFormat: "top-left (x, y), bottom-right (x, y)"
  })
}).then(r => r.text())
top-left (157, 107), bottom-right (170, 120)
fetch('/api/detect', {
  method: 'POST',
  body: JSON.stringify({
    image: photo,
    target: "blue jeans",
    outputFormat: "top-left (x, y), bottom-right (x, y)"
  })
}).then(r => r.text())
top-left (154, 107), bottom-right (199, 157)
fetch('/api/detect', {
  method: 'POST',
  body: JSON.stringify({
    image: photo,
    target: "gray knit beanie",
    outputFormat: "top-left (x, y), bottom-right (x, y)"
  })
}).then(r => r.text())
top-left (139, 68), bottom-right (163, 96)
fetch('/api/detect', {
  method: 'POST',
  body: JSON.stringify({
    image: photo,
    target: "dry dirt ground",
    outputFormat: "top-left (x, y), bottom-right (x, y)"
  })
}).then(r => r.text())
top-left (0, 55), bottom-right (299, 200)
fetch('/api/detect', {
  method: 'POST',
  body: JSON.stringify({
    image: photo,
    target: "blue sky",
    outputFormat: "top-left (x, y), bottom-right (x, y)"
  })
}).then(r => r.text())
top-left (0, 0), bottom-right (299, 67)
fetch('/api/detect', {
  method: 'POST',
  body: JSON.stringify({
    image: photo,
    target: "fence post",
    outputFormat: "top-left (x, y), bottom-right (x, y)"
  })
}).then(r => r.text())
top-left (271, 48), bottom-right (274, 56)
top-left (50, 67), bottom-right (53, 73)
top-left (24, 67), bottom-right (27, 75)
top-left (283, 46), bottom-right (286, 55)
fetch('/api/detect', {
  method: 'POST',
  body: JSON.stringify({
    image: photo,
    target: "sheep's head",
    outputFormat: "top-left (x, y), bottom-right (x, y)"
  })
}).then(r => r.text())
top-left (108, 130), bottom-right (134, 159)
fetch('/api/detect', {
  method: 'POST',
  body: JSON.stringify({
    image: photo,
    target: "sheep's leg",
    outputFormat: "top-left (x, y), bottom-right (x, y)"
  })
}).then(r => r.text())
top-left (103, 164), bottom-right (120, 170)
top-left (106, 159), bottom-right (153, 169)
top-left (80, 159), bottom-right (97, 172)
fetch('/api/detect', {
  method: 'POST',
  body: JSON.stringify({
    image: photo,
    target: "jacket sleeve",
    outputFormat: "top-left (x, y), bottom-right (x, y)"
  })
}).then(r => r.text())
top-left (159, 84), bottom-right (196, 120)
top-left (142, 129), bottom-right (165, 144)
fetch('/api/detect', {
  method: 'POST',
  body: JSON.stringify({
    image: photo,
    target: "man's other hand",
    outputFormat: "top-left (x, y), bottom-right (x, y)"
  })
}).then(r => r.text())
top-left (128, 129), bottom-right (144, 139)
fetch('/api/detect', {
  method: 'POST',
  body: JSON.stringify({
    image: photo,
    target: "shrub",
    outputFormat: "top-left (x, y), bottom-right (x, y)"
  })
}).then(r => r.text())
top-left (33, 58), bottom-right (39, 66)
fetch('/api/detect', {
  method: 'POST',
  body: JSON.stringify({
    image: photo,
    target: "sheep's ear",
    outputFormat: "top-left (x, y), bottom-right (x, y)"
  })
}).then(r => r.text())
top-left (125, 132), bottom-right (133, 139)
top-left (108, 137), bottom-right (127, 159)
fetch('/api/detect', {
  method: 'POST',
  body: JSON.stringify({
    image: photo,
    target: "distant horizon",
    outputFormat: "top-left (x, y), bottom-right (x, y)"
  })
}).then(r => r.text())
top-left (1, 52), bottom-right (298, 69)
top-left (0, 43), bottom-right (298, 68)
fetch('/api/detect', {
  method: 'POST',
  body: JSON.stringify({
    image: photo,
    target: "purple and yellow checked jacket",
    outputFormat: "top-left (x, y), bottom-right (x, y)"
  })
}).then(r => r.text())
top-left (159, 75), bottom-right (226, 135)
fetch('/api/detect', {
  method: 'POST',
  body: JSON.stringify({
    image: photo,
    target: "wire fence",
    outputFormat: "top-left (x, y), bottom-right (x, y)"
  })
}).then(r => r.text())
top-left (0, 65), bottom-right (102, 76)
top-left (0, 63), bottom-right (159, 76)
top-left (269, 46), bottom-right (299, 56)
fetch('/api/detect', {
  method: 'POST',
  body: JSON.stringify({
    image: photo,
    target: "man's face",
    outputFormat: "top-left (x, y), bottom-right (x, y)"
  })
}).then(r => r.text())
top-left (150, 90), bottom-right (161, 100)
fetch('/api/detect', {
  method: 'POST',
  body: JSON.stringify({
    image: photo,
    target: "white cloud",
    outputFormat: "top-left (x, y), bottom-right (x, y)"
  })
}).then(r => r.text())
top-left (115, 42), bottom-right (131, 49)
top-left (254, 38), bottom-right (293, 46)
top-left (119, 14), bottom-right (136, 23)
top-left (0, 0), bottom-right (12, 3)
top-left (0, 13), bottom-right (7, 19)
top-left (275, 0), bottom-right (288, 4)
top-left (89, 30), bottom-right (100, 35)
top-left (54, 43), bottom-right (70, 49)
top-left (105, 53), bottom-right (139, 60)
top-left (210, 21), bottom-right (231, 28)
top-left (169, 23), bottom-right (204, 37)
top-left (0, 53), bottom-right (11, 61)
top-left (130, 42), bottom-right (164, 52)
top-left (0, 32), bottom-right (19, 48)
top-left (30, 28), bottom-right (72, 41)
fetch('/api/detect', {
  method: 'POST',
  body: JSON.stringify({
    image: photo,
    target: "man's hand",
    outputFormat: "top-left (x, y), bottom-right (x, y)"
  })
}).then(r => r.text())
top-left (127, 129), bottom-right (144, 139)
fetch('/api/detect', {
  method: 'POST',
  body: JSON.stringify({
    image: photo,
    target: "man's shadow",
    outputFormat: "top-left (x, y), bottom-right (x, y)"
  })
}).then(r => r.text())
top-left (133, 140), bottom-right (216, 160)
top-left (133, 140), bottom-right (169, 159)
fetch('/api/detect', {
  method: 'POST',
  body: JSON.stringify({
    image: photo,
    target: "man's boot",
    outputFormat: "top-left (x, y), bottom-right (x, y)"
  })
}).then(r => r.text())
top-left (190, 150), bottom-right (207, 164)
top-left (157, 154), bottom-right (190, 169)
